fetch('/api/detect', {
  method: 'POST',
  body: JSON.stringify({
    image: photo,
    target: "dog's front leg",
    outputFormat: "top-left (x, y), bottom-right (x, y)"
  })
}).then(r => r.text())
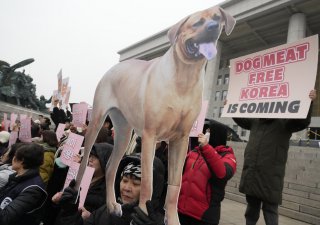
top-left (165, 137), bottom-right (189, 225)
top-left (139, 131), bottom-right (156, 213)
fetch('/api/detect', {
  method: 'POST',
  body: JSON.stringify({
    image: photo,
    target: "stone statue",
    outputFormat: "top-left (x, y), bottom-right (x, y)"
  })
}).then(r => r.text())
top-left (0, 58), bottom-right (49, 112)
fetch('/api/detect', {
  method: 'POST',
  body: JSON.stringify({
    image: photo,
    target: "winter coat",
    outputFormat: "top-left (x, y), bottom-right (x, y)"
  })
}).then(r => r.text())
top-left (51, 107), bottom-right (67, 129)
top-left (0, 164), bottom-right (15, 188)
top-left (233, 106), bottom-right (312, 204)
top-left (0, 169), bottom-right (47, 225)
top-left (55, 153), bottom-right (166, 225)
top-left (178, 145), bottom-right (236, 224)
top-left (39, 143), bottom-right (57, 184)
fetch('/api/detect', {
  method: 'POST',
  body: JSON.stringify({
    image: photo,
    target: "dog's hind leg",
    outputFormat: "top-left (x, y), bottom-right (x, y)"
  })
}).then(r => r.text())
top-left (165, 137), bottom-right (189, 225)
top-left (105, 108), bottom-right (133, 216)
top-left (75, 104), bottom-right (109, 190)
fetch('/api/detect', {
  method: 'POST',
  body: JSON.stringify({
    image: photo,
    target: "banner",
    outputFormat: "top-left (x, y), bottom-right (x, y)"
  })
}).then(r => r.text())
top-left (223, 35), bottom-right (318, 118)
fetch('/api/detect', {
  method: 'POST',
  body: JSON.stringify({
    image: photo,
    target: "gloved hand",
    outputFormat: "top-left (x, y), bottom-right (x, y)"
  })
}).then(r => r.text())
top-left (131, 200), bottom-right (164, 225)
top-left (59, 179), bottom-right (80, 212)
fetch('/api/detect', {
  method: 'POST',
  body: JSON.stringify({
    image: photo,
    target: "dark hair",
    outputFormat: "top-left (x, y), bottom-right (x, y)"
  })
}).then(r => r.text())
top-left (42, 130), bottom-right (58, 147)
top-left (31, 123), bottom-right (41, 138)
top-left (2, 143), bottom-right (24, 164)
top-left (104, 116), bottom-right (113, 129)
top-left (43, 117), bottom-right (52, 126)
top-left (96, 127), bottom-right (113, 144)
top-left (15, 143), bottom-right (44, 169)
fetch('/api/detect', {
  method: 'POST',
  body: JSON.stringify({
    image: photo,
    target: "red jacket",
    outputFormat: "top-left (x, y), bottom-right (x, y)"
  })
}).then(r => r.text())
top-left (178, 144), bottom-right (236, 224)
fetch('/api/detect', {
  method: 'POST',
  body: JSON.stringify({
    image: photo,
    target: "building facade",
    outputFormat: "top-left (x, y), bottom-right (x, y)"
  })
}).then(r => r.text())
top-left (117, 0), bottom-right (320, 141)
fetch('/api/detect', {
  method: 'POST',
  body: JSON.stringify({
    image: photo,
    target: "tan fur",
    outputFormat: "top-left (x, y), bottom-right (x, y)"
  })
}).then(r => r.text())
top-left (76, 6), bottom-right (235, 225)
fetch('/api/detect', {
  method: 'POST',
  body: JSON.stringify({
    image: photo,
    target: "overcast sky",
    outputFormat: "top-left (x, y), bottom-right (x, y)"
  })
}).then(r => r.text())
top-left (1, 0), bottom-right (225, 106)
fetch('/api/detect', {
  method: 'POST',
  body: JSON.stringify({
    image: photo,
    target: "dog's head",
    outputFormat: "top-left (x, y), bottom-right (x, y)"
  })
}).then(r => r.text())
top-left (168, 6), bottom-right (236, 63)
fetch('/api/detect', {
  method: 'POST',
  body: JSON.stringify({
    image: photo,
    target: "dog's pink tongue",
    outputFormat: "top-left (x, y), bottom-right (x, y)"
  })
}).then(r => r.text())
top-left (199, 42), bottom-right (217, 60)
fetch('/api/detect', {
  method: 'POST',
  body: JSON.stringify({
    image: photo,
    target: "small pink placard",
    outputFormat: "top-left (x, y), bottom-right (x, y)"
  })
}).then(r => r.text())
top-left (56, 123), bottom-right (66, 141)
top-left (8, 131), bottom-right (18, 147)
top-left (10, 113), bottom-right (17, 131)
top-left (63, 162), bottom-right (95, 208)
top-left (72, 103), bottom-right (88, 127)
top-left (19, 118), bottom-right (32, 142)
top-left (60, 133), bottom-right (84, 166)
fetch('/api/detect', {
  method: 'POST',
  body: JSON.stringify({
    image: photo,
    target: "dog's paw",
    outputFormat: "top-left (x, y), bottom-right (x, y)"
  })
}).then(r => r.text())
top-left (107, 201), bottom-right (122, 217)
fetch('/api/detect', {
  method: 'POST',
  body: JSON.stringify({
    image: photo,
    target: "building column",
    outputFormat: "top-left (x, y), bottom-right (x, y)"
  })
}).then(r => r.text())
top-left (287, 13), bottom-right (306, 43)
top-left (204, 41), bottom-right (222, 119)
top-left (287, 13), bottom-right (309, 140)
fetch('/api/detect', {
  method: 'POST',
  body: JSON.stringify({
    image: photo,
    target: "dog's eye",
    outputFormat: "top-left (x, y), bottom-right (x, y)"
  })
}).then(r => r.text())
top-left (192, 19), bottom-right (205, 28)
top-left (212, 15), bottom-right (221, 21)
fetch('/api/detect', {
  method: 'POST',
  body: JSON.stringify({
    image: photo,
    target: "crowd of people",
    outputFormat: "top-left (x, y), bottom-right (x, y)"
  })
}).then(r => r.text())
top-left (0, 89), bottom-right (316, 225)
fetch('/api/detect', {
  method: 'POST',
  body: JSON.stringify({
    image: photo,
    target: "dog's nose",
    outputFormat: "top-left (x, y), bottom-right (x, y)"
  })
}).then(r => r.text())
top-left (206, 21), bottom-right (219, 31)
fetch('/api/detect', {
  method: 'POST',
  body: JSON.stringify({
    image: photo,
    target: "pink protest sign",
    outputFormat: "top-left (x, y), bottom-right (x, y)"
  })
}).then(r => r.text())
top-left (57, 69), bottom-right (63, 98)
top-left (19, 118), bottom-right (32, 142)
top-left (189, 100), bottom-right (209, 137)
top-left (63, 162), bottom-right (95, 208)
top-left (10, 113), bottom-right (17, 131)
top-left (223, 35), bottom-right (318, 118)
top-left (72, 103), bottom-right (88, 127)
top-left (8, 131), bottom-right (18, 147)
top-left (3, 113), bottom-right (9, 131)
top-left (60, 133), bottom-right (84, 166)
top-left (20, 114), bottom-right (27, 121)
top-left (61, 87), bottom-right (71, 110)
top-left (56, 123), bottom-right (66, 141)
top-left (87, 108), bottom-right (93, 122)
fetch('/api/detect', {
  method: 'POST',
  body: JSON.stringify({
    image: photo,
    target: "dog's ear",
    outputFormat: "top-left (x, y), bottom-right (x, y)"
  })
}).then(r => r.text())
top-left (219, 7), bottom-right (236, 36)
top-left (167, 16), bottom-right (190, 45)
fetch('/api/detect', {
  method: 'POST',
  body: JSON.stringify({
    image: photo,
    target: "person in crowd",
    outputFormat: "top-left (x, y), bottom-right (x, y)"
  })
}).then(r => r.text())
top-left (178, 120), bottom-right (237, 225)
top-left (31, 120), bottom-right (42, 143)
top-left (0, 131), bottom-right (10, 156)
top-left (95, 127), bottom-right (114, 145)
top-left (0, 143), bottom-right (23, 188)
top-left (40, 117), bottom-right (52, 131)
top-left (232, 89), bottom-right (316, 225)
top-left (54, 153), bottom-right (166, 225)
top-left (103, 115), bottom-right (113, 130)
top-left (39, 130), bottom-right (59, 185)
top-left (66, 106), bottom-right (73, 122)
top-left (52, 143), bottom-right (113, 220)
top-left (0, 143), bottom-right (47, 225)
top-left (51, 99), bottom-right (67, 131)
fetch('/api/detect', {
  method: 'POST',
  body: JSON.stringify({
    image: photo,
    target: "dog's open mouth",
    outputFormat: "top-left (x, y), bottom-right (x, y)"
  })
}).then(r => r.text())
top-left (186, 39), bottom-right (217, 60)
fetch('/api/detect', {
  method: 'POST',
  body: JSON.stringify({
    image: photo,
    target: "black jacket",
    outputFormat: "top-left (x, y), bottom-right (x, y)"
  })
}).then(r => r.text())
top-left (233, 104), bottom-right (312, 204)
top-left (55, 153), bottom-right (166, 225)
top-left (0, 169), bottom-right (47, 225)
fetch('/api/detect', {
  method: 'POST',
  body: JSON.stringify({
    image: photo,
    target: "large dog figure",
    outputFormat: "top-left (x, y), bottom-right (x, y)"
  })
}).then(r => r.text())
top-left (78, 6), bottom-right (235, 225)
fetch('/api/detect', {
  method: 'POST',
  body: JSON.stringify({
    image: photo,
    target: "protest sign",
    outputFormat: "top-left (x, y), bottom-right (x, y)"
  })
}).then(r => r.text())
top-left (10, 113), bottom-right (17, 131)
top-left (72, 103), bottom-right (88, 127)
top-left (19, 118), bottom-right (32, 142)
top-left (63, 162), bottom-right (95, 208)
top-left (223, 35), bottom-right (318, 118)
top-left (60, 133), bottom-right (84, 166)
top-left (8, 131), bottom-right (18, 147)
top-left (3, 113), bottom-right (9, 131)
top-left (56, 123), bottom-right (66, 142)
top-left (57, 69), bottom-right (62, 99)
